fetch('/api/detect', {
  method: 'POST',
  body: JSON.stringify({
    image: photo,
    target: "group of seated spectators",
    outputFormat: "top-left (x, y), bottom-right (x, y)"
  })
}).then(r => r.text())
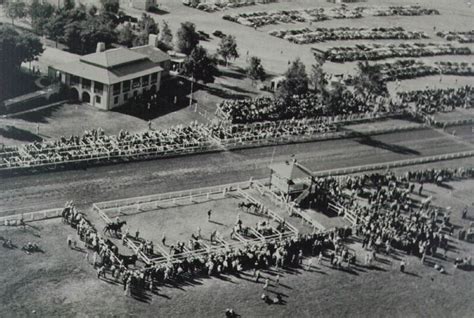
top-left (377, 60), bottom-right (474, 81)
top-left (0, 123), bottom-right (209, 169)
top-left (397, 86), bottom-right (473, 114)
top-left (270, 27), bottom-right (428, 45)
top-left (216, 90), bottom-right (388, 124)
top-left (436, 31), bottom-right (474, 43)
top-left (208, 118), bottom-right (337, 145)
top-left (322, 42), bottom-right (471, 63)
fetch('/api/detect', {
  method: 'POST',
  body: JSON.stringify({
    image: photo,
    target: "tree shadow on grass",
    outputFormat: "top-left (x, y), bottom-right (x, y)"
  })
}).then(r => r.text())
top-left (13, 103), bottom-right (63, 123)
top-left (220, 83), bottom-right (257, 96)
top-left (219, 68), bottom-right (247, 80)
top-left (112, 96), bottom-right (190, 121)
top-left (202, 85), bottom-right (250, 100)
top-left (0, 126), bottom-right (42, 142)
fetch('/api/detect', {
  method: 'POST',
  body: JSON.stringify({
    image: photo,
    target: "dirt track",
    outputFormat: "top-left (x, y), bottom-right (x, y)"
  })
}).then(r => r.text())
top-left (0, 125), bottom-right (472, 215)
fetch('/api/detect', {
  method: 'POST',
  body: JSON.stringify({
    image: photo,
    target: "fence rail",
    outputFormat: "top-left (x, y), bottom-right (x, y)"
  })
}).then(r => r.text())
top-left (0, 208), bottom-right (63, 224)
top-left (94, 181), bottom-right (252, 212)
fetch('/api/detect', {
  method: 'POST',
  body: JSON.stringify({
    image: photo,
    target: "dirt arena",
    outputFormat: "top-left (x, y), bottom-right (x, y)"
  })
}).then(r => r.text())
top-left (100, 192), bottom-right (289, 251)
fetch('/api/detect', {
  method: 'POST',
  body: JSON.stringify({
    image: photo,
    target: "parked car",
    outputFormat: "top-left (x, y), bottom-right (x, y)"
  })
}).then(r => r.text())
top-left (198, 30), bottom-right (211, 41)
top-left (213, 30), bottom-right (225, 38)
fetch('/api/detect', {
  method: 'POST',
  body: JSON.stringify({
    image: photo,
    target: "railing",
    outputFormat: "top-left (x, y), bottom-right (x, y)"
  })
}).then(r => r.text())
top-left (312, 150), bottom-right (474, 178)
top-left (94, 181), bottom-right (251, 213)
top-left (0, 208), bottom-right (63, 225)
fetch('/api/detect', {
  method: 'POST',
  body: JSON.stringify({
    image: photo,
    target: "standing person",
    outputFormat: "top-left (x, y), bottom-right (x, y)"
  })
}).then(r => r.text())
top-left (255, 270), bottom-right (261, 283)
top-left (318, 251), bottom-right (323, 265)
top-left (36, 124), bottom-right (40, 136)
top-left (418, 183), bottom-right (424, 196)
top-left (197, 227), bottom-right (201, 239)
top-left (461, 206), bottom-right (468, 219)
top-left (275, 274), bottom-right (280, 287)
top-left (135, 229), bottom-right (140, 240)
top-left (148, 120), bottom-right (152, 130)
top-left (207, 209), bottom-right (212, 222)
top-left (306, 257), bottom-right (313, 271)
top-left (93, 251), bottom-right (98, 268)
top-left (263, 278), bottom-right (269, 291)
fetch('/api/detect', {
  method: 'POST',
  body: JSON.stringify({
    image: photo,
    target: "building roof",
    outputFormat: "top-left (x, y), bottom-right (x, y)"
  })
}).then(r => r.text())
top-left (130, 45), bottom-right (171, 64)
top-left (80, 48), bottom-right (148, 69)
top-left (54, 59), bottom-right (163, 85)
top-left (269, 160), bottom-right (312, 181)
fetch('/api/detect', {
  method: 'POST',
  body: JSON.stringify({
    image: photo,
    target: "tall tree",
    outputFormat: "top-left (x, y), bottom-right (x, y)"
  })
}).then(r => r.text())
top-left (117, 23), bottom-right (136, 47)
top-left (158, 20), bottom-right (173, 48)
top-left (6, 1), bottom-right (27, 25)
top-left (277, 58), bottom-right (309, 100)
top-left (0, 26), bottom-right (43, 77)
top-left (183, 45), bottom-right (218, 83)
top-left (64, 0), bottom-right (75, 11)
top-left (28, 0), bottom-right (55, 35)
top-left (353, 61), bottom-right (387, 101)
top-left (176, 21), bottom-right (199, 55)
top-left (133, 13), bottom-right (159, 46)
top-left (246, 56), bottom-right (266, 85)
top-left (309, 61), bottom-right (327, 95)
top-left (100, 0), bottom-right (119, 14)
top-left (79, 16), bottom-right (117, 54)
top-left (217, 35), bottom-right (239, 66)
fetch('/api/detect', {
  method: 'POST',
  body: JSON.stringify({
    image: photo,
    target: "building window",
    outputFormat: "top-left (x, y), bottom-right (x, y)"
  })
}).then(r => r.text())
top-left (95, 95), bottom-right (101, 104)
top-left (82, 78), bottom-right (91, 90)
top-left (94, 82), bottom-right (103, 94)
top-left (114, 96), bottom-right (119, 104)
top-left (124, 93), bottom-right (128, 101)
top-left (132, 77), bottom-right (141, 89)
top-left (113, 83), bottom-right (121, 95)
top-left (123, 80), bottom-right (130, 93)
top-left (150, 73), bottom-right (158, 84)
top-left (70, 75), bottom-right (80, 85)
top-left (142, 75), bottom-right (149, 86)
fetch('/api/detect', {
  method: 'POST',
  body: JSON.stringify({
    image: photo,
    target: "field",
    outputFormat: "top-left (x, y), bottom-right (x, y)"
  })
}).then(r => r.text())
top-left (1, 178), bottom-right (473, 317)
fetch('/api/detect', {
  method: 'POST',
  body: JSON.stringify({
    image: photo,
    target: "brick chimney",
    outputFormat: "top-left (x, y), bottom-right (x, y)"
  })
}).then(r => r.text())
top-left (148, 34), bottom-right (158, 47)
top-left (96, 42), bottom-right (106, 53)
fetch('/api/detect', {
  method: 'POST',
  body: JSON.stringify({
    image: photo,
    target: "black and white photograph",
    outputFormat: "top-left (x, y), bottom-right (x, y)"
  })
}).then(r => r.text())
top-left (0, 0), bottom-right (473, 316)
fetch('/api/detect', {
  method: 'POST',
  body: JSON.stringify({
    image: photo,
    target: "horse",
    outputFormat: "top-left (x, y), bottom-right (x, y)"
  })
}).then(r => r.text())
top-left (118, 254), bottom-right (137, 268)
top-left (238, 202), bottom-right (260, 212)
top-left (104, 221), bottom-right (127, 237)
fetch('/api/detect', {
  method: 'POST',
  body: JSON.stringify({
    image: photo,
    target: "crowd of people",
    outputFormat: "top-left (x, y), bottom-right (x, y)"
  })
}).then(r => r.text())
top-left (377, 60), bottom-right (474, 81)
top-left (216, 91), bottom-right (389, 124)
top-left (270, 27), bottom-right (428, 45)
top-left (208, 119), bottom-right (337, 145)
top-left (0, 124), bottom-right (210, 170)
top-left (322, 43), bottom-right (471, 63)
top-left (397, 86), bottom-right (473, 114)
top-left (309, 167), bottom-right (474, 260)
top-left (224, 5), bottom-right (437, 28)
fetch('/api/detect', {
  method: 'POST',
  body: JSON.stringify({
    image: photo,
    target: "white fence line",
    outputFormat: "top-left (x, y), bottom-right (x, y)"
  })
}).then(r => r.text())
top-left (95, 181), bottom-right (251, 212)
top-left (0, 208), bottom-right (63, 225)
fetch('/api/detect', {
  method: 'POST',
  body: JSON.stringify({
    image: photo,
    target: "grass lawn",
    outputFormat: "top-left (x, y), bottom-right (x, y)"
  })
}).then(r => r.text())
top-left (1, 178), bottom-right (473, 317)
